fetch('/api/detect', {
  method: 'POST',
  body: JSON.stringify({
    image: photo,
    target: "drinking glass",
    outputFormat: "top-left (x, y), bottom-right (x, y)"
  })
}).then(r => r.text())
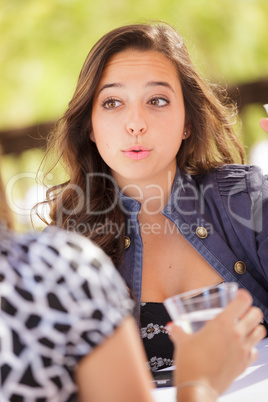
top-left (164, 282), bottom-right (238, 334)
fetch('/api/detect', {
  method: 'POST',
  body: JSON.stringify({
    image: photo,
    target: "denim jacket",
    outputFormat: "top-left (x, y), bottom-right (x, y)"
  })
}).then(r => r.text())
top-left (119, 165), bottom-right (268, 323)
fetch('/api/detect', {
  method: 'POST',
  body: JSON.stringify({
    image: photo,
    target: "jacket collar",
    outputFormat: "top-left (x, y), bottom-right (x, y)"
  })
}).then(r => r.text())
top-left (118, 168), bottom-right (199, 223)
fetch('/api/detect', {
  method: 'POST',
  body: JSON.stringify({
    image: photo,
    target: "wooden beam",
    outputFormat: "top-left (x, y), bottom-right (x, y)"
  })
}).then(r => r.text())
top-left (0, 122), bottom-right (54, 155)
top-left (227, 78), bottom-right (268, 110)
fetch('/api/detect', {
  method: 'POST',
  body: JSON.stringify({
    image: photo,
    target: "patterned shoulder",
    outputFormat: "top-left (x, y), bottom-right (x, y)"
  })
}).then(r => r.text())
top-left (33, 226), bottom-right (132, 303)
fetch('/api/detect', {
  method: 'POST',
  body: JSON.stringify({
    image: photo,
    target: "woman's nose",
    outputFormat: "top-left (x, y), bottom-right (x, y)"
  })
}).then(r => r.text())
top-left (127, 125), bottom-right (146, 135)
top-left (126, 108), bottom-right (147, 135)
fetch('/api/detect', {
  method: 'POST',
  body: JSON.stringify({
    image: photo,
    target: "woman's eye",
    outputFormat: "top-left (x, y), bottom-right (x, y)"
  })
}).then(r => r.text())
top-left (102, 98), bottom-right (121, 109)
top-left (149, 97), bottom-right (169, 107)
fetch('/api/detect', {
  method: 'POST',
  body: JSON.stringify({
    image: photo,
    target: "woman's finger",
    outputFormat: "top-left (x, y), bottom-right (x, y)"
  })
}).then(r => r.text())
top-left (216, 289), bottom-right (253, 324)
top-left (168, 321), bottom-right (189, 344)
top-left (246, 324), bottom-right (267, 349)
top-left (236, 306), bottom-right (264, 336)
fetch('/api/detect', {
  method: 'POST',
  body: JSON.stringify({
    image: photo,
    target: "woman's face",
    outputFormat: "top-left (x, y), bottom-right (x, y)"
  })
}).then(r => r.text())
top-left (91, 49), bottom-right (189, 190)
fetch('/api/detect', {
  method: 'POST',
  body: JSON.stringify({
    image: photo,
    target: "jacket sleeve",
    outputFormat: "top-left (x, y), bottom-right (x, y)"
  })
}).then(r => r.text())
top-left (215, 164), bottom-right (268, 281)
top-left (253, 170), bottom-right (268, 276)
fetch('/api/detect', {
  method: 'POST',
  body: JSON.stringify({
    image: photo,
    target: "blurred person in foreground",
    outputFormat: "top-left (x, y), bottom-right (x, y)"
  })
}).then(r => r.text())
top-left (0, 152), bottom-right (266, 401)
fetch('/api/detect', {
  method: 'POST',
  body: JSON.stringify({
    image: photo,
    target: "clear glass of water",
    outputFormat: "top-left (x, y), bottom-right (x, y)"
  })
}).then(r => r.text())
top-left (164, 282), bottom-right (238, 334)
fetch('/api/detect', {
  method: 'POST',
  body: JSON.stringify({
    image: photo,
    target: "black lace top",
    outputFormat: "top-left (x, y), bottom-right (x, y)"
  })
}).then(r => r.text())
top-left (140, 302), bottom-right (174, 372)
top-left (140, 298), bottom-right (268, 374)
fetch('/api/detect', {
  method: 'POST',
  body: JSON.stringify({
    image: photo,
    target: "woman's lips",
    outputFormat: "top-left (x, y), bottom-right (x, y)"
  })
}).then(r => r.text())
top-left (122, 145), bottom-right (152, 160)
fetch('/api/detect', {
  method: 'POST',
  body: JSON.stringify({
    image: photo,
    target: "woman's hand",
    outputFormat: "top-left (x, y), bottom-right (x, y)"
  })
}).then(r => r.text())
top-left (169, 289), bottom-right (266, 399)
top-left (260, 118), bottom-right (268, 132)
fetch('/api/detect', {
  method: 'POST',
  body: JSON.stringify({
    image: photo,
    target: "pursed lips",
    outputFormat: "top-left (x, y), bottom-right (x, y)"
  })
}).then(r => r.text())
top-left (122, 145), bottom-right (152, 160)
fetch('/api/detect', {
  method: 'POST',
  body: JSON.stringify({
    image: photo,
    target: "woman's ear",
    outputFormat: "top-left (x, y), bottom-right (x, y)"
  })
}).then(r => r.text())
top-left (183, 122), bottom-right (191, 140)
top-left (90, 131), bottom-right (95, 142)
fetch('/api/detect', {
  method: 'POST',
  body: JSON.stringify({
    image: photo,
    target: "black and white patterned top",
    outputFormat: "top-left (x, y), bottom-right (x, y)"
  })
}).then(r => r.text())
top-left (0, 225), bottom-right (134, 402)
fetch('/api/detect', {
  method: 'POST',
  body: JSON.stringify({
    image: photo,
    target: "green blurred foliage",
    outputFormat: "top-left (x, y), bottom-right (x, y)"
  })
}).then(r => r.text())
top-left (0, 0), bottom-right (267, 230)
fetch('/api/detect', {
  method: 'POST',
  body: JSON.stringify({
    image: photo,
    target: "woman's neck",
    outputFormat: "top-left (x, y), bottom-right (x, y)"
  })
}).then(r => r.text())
top-left (118, 168), bottom-right (176, 216)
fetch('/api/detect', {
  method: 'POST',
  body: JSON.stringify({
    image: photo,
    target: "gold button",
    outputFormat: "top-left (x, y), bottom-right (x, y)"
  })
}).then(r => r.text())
top-left (124, 236), bottom-right (131, 249)
top-left (234, 261), bottom-right (246, 274)
top-left (196, 227), bottom-right (208, 239)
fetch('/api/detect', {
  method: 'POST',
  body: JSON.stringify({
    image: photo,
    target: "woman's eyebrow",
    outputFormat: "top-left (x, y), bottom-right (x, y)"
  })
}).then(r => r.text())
top-left (146, 81), bottom-right (175, 93)
top-left (96, 80), bottom-right (174, 97)
top-left (96, 83), bottom-right (123, 97)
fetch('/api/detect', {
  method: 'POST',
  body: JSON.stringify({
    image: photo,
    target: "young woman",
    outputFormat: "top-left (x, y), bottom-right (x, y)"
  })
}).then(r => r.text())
top-left (0, 172), bottom-right (266, 402)
top-left (35, 22), bottom-right (268, 371)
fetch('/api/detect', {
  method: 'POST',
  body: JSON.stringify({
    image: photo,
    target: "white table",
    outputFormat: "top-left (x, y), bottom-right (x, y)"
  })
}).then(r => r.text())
top-left (152, 337), bottom-right (268, 401)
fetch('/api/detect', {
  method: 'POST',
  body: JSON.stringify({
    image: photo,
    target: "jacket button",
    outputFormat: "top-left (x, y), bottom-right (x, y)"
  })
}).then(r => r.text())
top-left (124, 236), bottom-right (131, 249)
top-left (234, 261), bottom-right (246, 274)
top-left (196, 227), bottom-right (208, 239)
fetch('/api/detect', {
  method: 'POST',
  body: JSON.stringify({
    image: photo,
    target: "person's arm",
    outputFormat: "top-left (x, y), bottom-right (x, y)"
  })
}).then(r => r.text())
top-left (169, 289), bottom-right (266, 402)
top-left (75, 316), bottom-right (154, 402)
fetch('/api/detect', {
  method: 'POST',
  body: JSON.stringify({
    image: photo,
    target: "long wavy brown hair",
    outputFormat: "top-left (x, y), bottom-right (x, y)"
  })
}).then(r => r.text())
top-left (0, 150), bottom-right (14, 230)
top-left (35, 22), bottom-right (244, 268)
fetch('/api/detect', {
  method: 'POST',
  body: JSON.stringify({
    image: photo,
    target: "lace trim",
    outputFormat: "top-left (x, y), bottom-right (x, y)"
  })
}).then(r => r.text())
top-left (141, 323), bottom-right (168, 339)
top-left (147, 356), bottom-right (173, 372)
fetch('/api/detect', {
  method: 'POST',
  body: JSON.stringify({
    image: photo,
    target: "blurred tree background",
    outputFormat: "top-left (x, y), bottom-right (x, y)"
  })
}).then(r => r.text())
top-left (0, 0), bottom-right (267, 230)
